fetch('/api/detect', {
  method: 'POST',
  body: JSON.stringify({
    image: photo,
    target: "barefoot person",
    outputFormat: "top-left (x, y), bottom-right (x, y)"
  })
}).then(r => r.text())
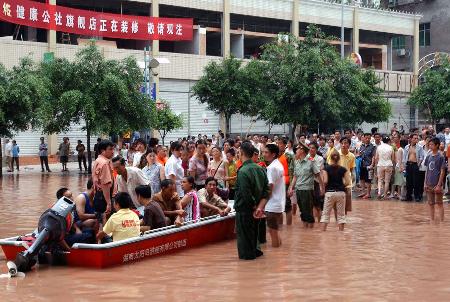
top-left (424, 137), bottom-right (446, 222)
top-left (321, 151), bottom-right (351, 231)
top-left (234, 141), bottom-right (269, 260)
top-left (263, 144), bottom-right (285, 248)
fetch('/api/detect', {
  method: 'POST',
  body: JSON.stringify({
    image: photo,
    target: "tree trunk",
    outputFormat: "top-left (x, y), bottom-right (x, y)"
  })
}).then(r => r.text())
top-left (86, 124), bottom-right (92, 174)
top-left (291, 122), bottom-right (297, 141)
top-left (160, 130), bottom-right (166, 146)
top-left (0, 139), bottom-right (3, 178)
top-left (225, 113), bottom-right (231, 136)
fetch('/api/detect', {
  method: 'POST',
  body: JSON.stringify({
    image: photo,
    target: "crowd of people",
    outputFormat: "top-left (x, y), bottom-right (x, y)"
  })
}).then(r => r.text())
top-left (14, 123), bottom-right (450, 260)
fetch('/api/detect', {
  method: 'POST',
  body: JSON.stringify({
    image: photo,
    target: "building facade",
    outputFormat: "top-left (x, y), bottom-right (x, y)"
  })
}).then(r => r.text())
top-left (0, 0), bottom-right (421, 157)
top-left (385, 0), bottom-right (449, 127)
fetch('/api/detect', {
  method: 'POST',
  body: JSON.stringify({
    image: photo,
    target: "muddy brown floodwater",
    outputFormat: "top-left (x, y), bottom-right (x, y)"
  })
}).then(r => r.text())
top-left (2, 172), bottom-right (450, 301)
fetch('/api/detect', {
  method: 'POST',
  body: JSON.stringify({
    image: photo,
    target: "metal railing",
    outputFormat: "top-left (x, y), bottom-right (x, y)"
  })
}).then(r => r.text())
top-left (373, 70), bottom-right (417, 94)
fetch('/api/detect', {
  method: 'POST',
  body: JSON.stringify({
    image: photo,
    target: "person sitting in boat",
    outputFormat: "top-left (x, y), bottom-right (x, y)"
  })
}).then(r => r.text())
top-left (135, 185), bottom-right (167, 232)
top-left (55, 188), bottom-right (95, 247)
top-left (96, 192), bottom-right (140, 242)
top-left (180, 176), bottom-right (200, 222)
top-left (198, 177), bottom-right (231, 217)
top-left (152, 179), bottom-right (185, 226)
top-left (73, 178), bottom-right (99, 233)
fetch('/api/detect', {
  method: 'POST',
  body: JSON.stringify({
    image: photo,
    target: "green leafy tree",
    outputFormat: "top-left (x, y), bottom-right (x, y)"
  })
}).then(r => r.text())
top-left (38, 42), bottom-right (155, 173)
top-left (191, 57), bottom-right (249, 134)
top-left (0, 58), bottom-right (49, 177)
top-left (153, 101), bottom-right (183, 146)
top-left (408, 60), bottom-right (450, 126)
top-left (252, 25), bottom-right (389, 136)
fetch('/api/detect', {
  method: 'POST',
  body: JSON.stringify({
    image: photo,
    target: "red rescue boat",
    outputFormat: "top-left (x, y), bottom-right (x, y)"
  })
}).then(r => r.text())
top-left (0, 214), bottom-right (236, 269)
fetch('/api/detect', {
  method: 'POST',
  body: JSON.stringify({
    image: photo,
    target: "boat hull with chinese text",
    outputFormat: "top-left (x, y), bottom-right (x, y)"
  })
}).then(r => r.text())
top-left (0, 214), bottom-right (236, 269)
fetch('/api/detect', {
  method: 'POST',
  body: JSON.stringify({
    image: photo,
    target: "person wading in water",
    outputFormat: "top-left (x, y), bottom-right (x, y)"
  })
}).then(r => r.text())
top-left (234, 141), bottom-right (269, 260)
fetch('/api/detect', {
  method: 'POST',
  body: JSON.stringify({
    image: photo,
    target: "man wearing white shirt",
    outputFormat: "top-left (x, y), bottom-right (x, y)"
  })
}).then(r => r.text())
top-left (263, 143), bottom-right (285, 248)
top-left (112, 155), bottom-right (150, 208)
top-left (4, 138), bottom-right (13, 172)
top-left (165, 141), bottom-right (185, 197)
top-left (374, 137), bottom-right (395, 199)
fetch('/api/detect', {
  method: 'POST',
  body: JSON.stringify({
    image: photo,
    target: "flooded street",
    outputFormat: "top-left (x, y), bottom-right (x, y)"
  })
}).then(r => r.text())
top-left (2, 172), bottom-right (450, 301)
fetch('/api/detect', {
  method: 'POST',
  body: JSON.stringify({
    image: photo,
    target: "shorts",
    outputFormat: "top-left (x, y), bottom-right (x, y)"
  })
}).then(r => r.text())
top-left (427, 189), bottom-right (443, 205)
top-left (265, 211), bottom-right (282, 230)
top-left (360, 166), bottom-right (370, 182)
top-left (60, 155), bottom-right (69, 163)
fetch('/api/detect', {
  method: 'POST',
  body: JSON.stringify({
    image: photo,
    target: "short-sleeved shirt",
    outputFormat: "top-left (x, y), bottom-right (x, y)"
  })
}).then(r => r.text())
top-left (115, 167), bottom-right (150, 208)
top-left (152, 191), bottom-right (180, 222)
top-left (339, 151), bottom-right (356, 187)
top-left (424, 152), bottom-right (446, 187)
top-left (103, 209), bottom-right (140, 242)
top-left (227, 160), bottom-right (238, 188)
top-left (143, 202), bottom-right (167, 230)
top-left (188, 156), bottom-right (208, 186)
top-left (92, 154), bottom-right (114, 189)
top-left (310, 154), bottom-right (324, 183)
top-left (165, 155), bottom-right (185, 197)
top-left (11, 145), bottom-right (20, 157)
top-left (359, 143), bottom-right (376, 167)
top-left (76, 144), bottom-right (86, 156)
top-left (265, 159), bottom-right (286, 213)
top-left (39, 143), bottom-right (48, 157)
top-left (5, 142), bottom-right (12, 157)
top-left (325, 165), bottom-right (348, 192)
top-left (133, 151), bottom-right (144, 167)
top-left (197, 188), bottom-right (228, 209)
top-left (376, 143), bottom-right (394, 167)
top-left (59, 142), bottom-right (70, 156)
top-left (294, 157), bottom-right (320, 191)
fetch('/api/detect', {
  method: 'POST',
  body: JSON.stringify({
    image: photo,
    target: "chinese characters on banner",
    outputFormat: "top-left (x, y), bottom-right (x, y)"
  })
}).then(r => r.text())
top-left (0, 0), bottom-right (193, 41)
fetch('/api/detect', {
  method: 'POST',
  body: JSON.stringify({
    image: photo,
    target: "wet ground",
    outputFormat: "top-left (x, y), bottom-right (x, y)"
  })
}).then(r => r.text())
top-left (1, 167), bottom-right (450, 301)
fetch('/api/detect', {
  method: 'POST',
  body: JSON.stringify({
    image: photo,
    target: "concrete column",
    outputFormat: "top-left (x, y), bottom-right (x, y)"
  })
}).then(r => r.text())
top-left (223, 0), bottom-right (230, 57)
top-left (199, 27), bottom-right (207, 55)
top-left (151, 0), bottom-right (160, 99)
top-left (47, 134), bottom-right (58, 155)
top-left (413, 17), bottom-right (420, 75)
top-left (381, 45), bottom-right (388, 70)
top-left (291, 0), bottom-right (299, 37)
top-left (47, 0), bottom-right (56, 53)
top-left (230, 33), bottom-right (244, 58)
top-left (352, 5), bottom-right (359, 54)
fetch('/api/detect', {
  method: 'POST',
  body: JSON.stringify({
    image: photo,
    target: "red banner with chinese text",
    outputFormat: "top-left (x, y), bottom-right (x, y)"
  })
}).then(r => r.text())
top-left (0, 0), bottom-right (193, 41)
